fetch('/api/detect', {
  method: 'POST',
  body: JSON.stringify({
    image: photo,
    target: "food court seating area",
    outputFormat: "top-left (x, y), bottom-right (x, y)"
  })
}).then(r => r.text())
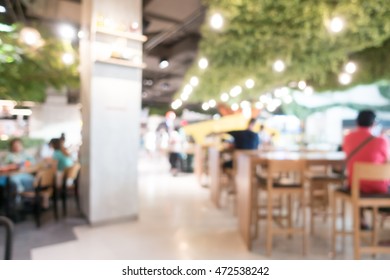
top-left (204, 145), bottom-right (390, 259)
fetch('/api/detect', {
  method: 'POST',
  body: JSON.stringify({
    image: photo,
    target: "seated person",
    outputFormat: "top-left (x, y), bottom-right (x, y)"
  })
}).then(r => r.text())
top-left (4, 138), bottom-right (35, 193)
top-left (50, 138), bottom-right (74, 188)
top-left (343, 110), bottom-right (390, 228)
top-left (51, 138), bottom-right (74, 172)
top-left (222, 118), bottom-right (259, 169)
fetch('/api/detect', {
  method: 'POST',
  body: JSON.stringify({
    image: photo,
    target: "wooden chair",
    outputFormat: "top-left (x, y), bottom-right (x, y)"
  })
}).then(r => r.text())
top-left (61, 163), bottom-right (81, 217)
top-left (20, 168), bottom-right (58, 227)
top-left (304, 160), bottom-right (344, 235)
top-left (332, 163), bottom-right (390, 259)
top-left (259, 159), bottom-right (308, 256)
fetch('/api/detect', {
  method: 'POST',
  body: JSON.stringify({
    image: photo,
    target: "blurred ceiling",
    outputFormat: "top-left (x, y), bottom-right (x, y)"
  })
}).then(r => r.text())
top-left (142, 0), bottom-right (205, 107)
top-left (0, 0), bottom-right (205, 106)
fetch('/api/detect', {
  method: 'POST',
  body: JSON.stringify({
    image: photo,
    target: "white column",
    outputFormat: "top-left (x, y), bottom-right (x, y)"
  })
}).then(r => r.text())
top-left (80, 0), bottom-right (143, 224)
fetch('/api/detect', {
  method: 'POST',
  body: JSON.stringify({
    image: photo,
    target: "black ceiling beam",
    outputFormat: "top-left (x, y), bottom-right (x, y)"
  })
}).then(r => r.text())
top-left (5, 0), bottom-right (18, 22)
top-left (143, 0), bottom-right (154, 8)
top-left (143, 70), bottom-right (184, 80)
top-left (15, 0), bottom-right (26, 22)
top-left (144, 12), bottom-right (182, 24)
top-left (144, 6), bottom-right (206, 52)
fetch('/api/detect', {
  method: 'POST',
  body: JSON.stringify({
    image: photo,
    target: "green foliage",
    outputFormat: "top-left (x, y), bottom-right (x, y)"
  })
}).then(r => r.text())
top-left (0, 137), bottom-right (45, 151)
top-left (182, 0), bottom-right (390, 101)
top-left (0, 24), bottom-right (79, 102)
top-left (282, 82), bottom-right (390, 119)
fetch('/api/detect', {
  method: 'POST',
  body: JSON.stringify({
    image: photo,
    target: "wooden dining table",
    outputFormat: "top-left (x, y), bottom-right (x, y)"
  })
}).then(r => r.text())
top-left (234, 150), bottom-right (345, 250)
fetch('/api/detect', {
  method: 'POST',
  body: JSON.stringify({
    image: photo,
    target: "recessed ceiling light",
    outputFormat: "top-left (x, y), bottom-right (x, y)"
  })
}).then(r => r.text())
top-left (159, 58), bottom-right (169, 69)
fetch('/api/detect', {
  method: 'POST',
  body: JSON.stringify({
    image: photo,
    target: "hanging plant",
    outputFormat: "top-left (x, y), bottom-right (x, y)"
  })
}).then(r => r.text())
top-left (179, 0), bottom-right (390, 102)
top-left (0, 23), bottom-right (79, 102)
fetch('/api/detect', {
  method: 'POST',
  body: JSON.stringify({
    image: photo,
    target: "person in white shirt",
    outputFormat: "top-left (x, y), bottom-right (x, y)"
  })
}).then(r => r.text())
top-left (168, 128), bottom-right (183, 176)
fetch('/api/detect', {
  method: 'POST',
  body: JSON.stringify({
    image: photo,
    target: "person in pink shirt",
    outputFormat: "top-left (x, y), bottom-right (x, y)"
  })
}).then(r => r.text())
top-left (343, 110), bottom-right (389, 194)
top-left (343, 110), bottom-right (390, 229)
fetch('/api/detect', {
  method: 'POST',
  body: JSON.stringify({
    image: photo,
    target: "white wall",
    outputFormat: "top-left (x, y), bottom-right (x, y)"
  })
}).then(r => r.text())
top-left (301, 84), bottom-right (390, 145)
top-left (29, 95), bottom-right (82, 146)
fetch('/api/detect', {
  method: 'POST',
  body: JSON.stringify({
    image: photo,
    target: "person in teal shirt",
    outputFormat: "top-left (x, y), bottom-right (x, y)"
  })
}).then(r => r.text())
top-left (50, 138), bottom-right (74, 171)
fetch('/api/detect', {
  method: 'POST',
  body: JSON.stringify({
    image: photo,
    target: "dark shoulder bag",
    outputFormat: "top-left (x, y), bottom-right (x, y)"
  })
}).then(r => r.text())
top-left (336, 135), bottom-right (375, 177)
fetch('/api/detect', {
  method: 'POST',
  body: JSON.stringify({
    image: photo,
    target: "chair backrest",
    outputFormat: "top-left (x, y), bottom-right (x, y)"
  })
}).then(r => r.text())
top-left (267, 159), bottom-right (304, 189)
top-left (64, 163), bottom-right (81, 181)
top-left (34, 169), bottom-right (55, 188)
top-left (268, 159), bottom-right (304, 173)
top-left (352, 162), bottom-right (390, 198)
top-left (62, 163), bottom-right (81, 189)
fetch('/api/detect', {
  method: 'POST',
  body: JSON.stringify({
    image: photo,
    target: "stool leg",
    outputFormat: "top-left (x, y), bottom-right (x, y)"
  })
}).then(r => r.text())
top-left (353, 204), bottom-right (361, 260)
top-left (341, 199), bottom-right (346, 249)
top-left (302, 191), bottom-right (308, 256)
top-left (372, 207), bottom-right (378, 259)
top-left (266, 192), bottom-right (273, 256)
top-left (310, 184), bottom-right (315, 235)
top-left (253, 187), bottom-right (259, 239)
top-left (331, 194), bottom-right (337, 258)
top-left (288, 194), bottom-right (293, 239)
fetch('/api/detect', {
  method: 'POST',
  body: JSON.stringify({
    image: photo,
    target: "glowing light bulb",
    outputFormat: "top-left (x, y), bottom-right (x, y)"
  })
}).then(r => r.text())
top-left (208, 99), bottom-right (217, 108)
top-left (190, 76), bottom-right (199, 87)
top-left (220, 93), bottom-right (229, 102)
top-left (298, 81), bottom-right (307, 90)
top-left (273, 59), bottom-right (285, 72)
top-left (62, 53), bottom-right (75, 65)
top-left (345, 62), bottom-right (357, 74)
top-left (202, 102), bottom-right (210, 111)
top-left (59, 24), bottom-right (76, 40)
top-left (339, 73), bottom-right (352, 85)
top-left (210, 13), bottom-right (224, 30)
top-left (330, 17), bottom-right (344, 33)
top-left (245, 79), bottom-right (255, 89)
top-left (230, 86), bottom-right (242, 97)
top-left (198, 58), bottom-right (208, 69)
top-left (231, 103), bottom-right (239, 111)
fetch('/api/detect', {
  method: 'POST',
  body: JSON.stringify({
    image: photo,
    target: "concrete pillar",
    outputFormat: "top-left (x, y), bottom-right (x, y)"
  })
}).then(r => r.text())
top-left (80, 0), bottom-right (143, 224)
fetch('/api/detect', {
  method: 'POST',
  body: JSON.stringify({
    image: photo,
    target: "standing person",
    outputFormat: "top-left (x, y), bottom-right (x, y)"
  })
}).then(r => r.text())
top-left (168, 128), bottom-right (183, 176)
top-left (343, 110), bottom-right (390, 228)
top-left (258, 124), bottom-right (271, 149)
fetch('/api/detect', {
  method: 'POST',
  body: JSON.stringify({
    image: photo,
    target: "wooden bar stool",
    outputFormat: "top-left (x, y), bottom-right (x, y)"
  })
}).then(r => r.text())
top-left (332, 163), bottom-right (390, 259)
top-left (304, 160), bottom-right (345, 235)
top-left (258, 159), bottom-right (307, 256)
